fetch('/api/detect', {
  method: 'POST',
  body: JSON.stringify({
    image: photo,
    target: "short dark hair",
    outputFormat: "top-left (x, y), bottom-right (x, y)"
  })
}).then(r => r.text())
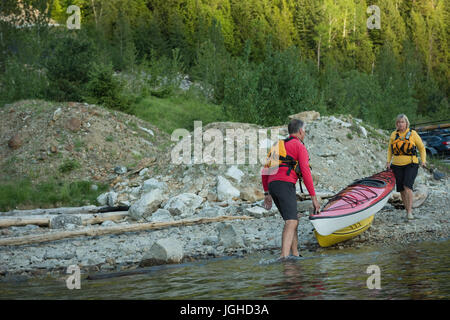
top-left (288, 119), bottom-right (304, 134)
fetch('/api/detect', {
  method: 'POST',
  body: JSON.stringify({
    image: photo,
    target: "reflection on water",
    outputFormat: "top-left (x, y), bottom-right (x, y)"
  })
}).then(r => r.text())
top-left (1, 239), bottom-right (449, 299)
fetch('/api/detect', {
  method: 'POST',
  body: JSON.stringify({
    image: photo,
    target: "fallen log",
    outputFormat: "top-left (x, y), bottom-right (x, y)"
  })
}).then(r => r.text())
top-left (0, 215), bottom-right (253, 246)
top-left (0, 212), bottom-right (129, 228)
top-left (0, 205), bottom-right (129, 217)
top-left (0, 217), bottom-right (50, 228)
top-left (83, 212), bottom-right (129, 225)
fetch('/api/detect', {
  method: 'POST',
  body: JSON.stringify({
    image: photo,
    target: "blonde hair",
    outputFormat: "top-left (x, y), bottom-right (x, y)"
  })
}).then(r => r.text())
top-left (395, 114), bottom-right (410, 129)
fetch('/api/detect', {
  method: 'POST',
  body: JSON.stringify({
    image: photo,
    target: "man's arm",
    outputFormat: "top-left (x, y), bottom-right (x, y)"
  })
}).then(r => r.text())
top-left (298, 144), bottom-right (315, 196)
top-left (298, 144), bottom-right (320, 213)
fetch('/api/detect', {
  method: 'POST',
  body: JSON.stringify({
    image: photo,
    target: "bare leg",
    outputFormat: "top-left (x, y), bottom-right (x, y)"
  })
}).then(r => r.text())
top-left (400, 191), bottom-right (409, 212)
top-left (291, 226), bottom-right (299, 256)
top-left (280, 220), bottom-right (298, 258)
top-left (404, 186), bottom-right (413, 214)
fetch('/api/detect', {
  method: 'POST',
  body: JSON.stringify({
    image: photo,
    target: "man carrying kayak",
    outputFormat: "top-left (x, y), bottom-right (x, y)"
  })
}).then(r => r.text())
top-left (261, 119), bottom-right (320, 258)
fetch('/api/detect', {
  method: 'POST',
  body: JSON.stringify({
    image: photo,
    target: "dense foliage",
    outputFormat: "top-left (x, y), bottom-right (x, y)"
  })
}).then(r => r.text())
top-left (0, 0), bottom-right (448, 129)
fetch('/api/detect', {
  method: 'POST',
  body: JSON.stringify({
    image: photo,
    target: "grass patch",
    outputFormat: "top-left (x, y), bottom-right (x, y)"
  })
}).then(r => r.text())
top-left (59, 159), bottom-right (81, 173)
top-left (129, 93), bottom-right (226, 134)
top-left (0, 178), bottom-right (109, 211)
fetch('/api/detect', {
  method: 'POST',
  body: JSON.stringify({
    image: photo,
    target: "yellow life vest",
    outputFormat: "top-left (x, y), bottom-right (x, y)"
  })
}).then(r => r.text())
top-left (263, 136), bottom-right (311, 192)
top-left (263, 136), bottom-right (301, 177)
top-left (391, 129), bottom-right (417, 156)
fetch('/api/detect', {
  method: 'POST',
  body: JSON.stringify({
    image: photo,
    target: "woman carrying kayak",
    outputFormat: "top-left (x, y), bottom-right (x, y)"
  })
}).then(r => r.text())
top-left (386, 114), bottom-right (426, 220)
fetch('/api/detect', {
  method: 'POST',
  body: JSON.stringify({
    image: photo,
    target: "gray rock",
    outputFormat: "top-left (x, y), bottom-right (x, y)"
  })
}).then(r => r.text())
top-left (139, 168), bottom-right (149, 176)
top-left (226, 165), bottom-right (244, 183)
top-left (101, 220), bottom-right (116, 227)
top-left (23, 224), bottom-right (40, 231)
top-left (140, 238), bottom-right (184, 266)
top-left (49, 215), bottom-right (82, 229)
top-left (44, 249), bottom-right (76, 260)
top-left (217, 176), bottom-right (240, 201)
top-left (198, 206), bottom-right (225, 218)
top-left (244, 206), bottom-right (267, 218)
top-left (114, 166), bottom-right (127, 174)
top-left (202, 236), bottom-right (219, 245)
top-left (147, 209), bottom-right (173, 222)
top-left (96, 192), bottom-right (109, 206)
top-left (217, 223), bottom-right (243, 248)
top-left (129, 188), bottom-right (166, 220)
top-left (163, 193), bottom-right (203, 218)
top-left (107, 191), bottom-right (118, 206)
top-left (142, 178), bottom-right (168, 192)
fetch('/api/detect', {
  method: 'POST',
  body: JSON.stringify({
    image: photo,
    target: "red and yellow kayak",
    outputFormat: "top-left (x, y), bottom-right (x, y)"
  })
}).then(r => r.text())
top-left (314, 215), bottom-right (374, 247)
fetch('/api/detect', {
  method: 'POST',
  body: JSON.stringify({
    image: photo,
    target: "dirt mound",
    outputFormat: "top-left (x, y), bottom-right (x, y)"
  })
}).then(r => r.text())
top-left (0, 100), bottom-right (170, 185)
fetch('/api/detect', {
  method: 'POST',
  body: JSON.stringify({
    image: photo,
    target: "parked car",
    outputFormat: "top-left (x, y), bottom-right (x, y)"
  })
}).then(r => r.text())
top-left (419, 133), bottom-right (450, 158)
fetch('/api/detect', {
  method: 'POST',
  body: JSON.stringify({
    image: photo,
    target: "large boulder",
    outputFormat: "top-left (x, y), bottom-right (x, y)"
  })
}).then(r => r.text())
top-left (140, 238), bottom-right (184, 266)
top-left (163, 193), bottom-right (203, 218)
top-left (217, 223), bottom-right (243, 248)
top-left (217, 176), bottom-right (240, 201)
top-left (128, 188), bottom-right (166, 220)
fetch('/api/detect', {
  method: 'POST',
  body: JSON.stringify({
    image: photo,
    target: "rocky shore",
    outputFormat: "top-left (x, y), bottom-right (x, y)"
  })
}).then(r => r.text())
top-left (0, 104), bottom-right (448, 279)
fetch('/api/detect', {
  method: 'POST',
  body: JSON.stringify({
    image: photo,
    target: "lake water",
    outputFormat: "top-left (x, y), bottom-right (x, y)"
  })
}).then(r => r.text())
top-left (1, 239), bottom-right (449, 300)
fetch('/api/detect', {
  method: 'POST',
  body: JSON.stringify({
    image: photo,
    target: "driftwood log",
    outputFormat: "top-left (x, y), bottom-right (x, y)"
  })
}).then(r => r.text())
top-left (0, 205), bottom-right (130, 217)
top-left (0, 212), bottom-right (129, 228)
top-left (0, 215), bottom-right (253, 246)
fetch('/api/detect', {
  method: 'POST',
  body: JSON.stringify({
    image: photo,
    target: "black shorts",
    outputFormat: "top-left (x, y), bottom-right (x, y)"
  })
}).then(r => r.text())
top-left (268, 180), bottom-right (298, 221)
top-left (391, 163), bottom-right (419, 192)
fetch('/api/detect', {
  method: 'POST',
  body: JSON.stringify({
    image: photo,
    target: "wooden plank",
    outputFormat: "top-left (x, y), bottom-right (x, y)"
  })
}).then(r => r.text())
top-left (0, 215), bottom-right (253, 246)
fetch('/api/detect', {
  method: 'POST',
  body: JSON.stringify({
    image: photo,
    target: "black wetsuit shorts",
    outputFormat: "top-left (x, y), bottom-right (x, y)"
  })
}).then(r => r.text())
top-left (391, 163), bottom-right (419, 192)
top-left (268, 180), bottom-right (298, 221)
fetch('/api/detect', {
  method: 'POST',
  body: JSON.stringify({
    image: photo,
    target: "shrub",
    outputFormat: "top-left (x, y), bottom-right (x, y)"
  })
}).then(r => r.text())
top-left (83, 61), bottom-right (131, 112)
top-left (44, 33), bottom-right (99, 102)
top-left (0, 57), bottom-right (48, 105)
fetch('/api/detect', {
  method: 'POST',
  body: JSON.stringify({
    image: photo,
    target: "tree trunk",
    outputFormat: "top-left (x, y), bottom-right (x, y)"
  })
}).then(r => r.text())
top-left (317, 35), bottom-right (321, 71)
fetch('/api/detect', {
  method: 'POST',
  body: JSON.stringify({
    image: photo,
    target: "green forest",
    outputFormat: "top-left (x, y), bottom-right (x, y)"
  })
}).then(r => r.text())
top-left (0, 0), bottom-right (448, 131)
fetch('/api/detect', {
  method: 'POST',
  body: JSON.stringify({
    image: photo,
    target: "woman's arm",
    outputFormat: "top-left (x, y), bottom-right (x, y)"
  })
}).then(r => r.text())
top-left (413, 131), bottom-right (427, 165)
